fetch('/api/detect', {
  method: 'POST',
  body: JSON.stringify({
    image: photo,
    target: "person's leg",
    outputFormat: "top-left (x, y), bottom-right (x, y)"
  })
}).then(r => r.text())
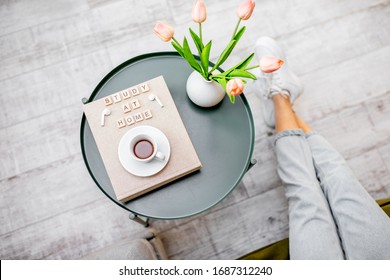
top-left (274, 95), bottom-right (296, 133)
top-left (293, 113), bottom-right (311, 133)
top-left (294, 114), bottom-right (390, 259)
top-left (274, 94), bottom-right (344, 259)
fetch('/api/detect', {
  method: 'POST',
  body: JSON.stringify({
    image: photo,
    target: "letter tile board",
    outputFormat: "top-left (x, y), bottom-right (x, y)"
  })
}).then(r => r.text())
top-left (83, 76), bottom-right (202, 202)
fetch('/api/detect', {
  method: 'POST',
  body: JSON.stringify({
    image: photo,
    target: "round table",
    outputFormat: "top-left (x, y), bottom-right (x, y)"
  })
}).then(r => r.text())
top-left (80, 52), bottom-right (255, 224)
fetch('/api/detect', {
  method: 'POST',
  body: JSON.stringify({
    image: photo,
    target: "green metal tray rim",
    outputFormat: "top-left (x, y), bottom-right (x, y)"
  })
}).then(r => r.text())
top-left (80, 51), bottom-right (255, 219)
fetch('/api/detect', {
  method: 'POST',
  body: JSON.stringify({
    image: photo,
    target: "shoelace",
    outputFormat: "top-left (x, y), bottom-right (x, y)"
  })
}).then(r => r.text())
top-left (263, 72), bottom-right (289, 98)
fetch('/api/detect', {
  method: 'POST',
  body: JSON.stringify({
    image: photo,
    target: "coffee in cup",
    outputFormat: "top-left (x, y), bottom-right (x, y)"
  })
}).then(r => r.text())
top-left (133, 139), bottom-right (154, 159)
top-left (129, 134), bottom-right (165, 162)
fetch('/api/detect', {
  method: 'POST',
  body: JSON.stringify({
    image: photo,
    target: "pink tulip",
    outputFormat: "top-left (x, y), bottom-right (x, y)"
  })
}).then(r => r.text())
top-left (153, 21), bottom-right (174, 42)
top-left (259, 55), bottom-right (284, 73)
top-left (226, 78), bottom-right (245, 96)
top-left (192, 0), bottom-right (207, 23)
top-left (237, 0), bottom-right (256, 20)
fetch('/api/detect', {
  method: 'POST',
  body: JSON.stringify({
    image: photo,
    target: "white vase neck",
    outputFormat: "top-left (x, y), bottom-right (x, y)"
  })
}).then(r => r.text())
top-left (195, 71), bottom-right (212, 83)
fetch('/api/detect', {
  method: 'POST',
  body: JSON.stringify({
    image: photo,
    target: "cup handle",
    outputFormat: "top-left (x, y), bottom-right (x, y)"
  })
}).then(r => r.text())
top-left (154, 151), bottom-right (166, 161)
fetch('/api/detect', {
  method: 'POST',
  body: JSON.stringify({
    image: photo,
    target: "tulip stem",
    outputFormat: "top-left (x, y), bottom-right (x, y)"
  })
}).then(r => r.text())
top-left (199, 23), bottom-right (203, 43)
top-left (244, 65), bottom-right (260, 71)
top-left (172, 37), bottom-right (181, 47)
top-left (232, 18), bottom-right (241, 40)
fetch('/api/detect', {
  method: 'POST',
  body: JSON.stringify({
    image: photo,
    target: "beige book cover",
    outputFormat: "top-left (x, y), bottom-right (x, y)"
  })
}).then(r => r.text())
top-left (83, 76), bottom-right (202, 202)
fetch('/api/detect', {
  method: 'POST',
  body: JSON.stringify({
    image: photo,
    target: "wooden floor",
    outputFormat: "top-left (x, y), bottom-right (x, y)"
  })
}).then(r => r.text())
top-left (1, 0), bottom-right (390, 259)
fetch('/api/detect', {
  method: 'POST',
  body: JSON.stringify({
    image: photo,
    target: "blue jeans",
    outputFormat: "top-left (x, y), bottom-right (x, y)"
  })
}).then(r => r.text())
top-left (275, 129), bottom-right (390, 259)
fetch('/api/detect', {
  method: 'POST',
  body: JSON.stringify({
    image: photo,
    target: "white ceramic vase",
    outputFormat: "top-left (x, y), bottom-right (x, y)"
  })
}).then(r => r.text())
top-left (186, 70), bottom-right (225, 107)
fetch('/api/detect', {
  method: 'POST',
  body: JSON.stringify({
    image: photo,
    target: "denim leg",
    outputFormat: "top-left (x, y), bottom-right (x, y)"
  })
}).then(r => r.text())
top-left (275, 129), bottom-right (344, 259)
top-left (306, 134), bottom-right (390, 259)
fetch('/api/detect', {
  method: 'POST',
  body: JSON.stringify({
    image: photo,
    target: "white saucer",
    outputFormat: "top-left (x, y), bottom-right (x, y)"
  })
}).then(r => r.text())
top-left (118, 126), bottom-right (171, 177)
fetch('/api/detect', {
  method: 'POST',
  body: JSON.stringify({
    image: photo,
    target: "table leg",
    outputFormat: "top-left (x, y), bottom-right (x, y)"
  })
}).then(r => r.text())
top-left (247, 159), bottom-right (257, 172)
top-left (128, 212), bottom-right (150, 227)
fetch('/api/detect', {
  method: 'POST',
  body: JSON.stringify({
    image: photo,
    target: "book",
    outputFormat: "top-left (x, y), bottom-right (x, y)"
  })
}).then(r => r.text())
top-left (83, 76), bottom-right (202, 202)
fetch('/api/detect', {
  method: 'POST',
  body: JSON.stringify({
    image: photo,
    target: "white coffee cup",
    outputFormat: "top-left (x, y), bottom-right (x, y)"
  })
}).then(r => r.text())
top-left (129, 133), bottom-right (165, 163)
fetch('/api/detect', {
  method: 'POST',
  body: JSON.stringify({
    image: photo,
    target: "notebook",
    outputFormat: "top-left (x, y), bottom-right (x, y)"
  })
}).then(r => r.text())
top-left (83, 76), bottom-right (202, 202)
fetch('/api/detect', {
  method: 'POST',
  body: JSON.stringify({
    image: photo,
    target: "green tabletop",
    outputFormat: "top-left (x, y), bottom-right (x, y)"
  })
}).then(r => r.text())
top-left (80, 52), bottom-right (255, 220)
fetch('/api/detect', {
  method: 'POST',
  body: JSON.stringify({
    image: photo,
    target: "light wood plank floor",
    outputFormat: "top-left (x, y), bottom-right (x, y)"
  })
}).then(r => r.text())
top-left (1, 0), bottom-right (389, 259)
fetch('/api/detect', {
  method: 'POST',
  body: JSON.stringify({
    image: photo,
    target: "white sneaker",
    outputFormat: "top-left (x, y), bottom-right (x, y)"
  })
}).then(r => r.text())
top-left (253, 36), bottom-right (303, 128)
top-left (270, 66), bottom-right (303, 104)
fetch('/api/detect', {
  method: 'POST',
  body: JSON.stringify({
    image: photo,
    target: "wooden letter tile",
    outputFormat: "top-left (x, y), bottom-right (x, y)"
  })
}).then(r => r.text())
top-left (131, 99), bottom-right (141, 109)
top-left (112, 93), bottom-right (122, 103)
top-left (143, 109), bottom-right (153, 119)
top-left (122, 103), bottom-right (132, 113)
top-left (104, 96), bottom-right (113, 106)
top-left (125, 116), bottom-right (135, 126)
top-left (133, 112), bottom-right (144, 122)
top-left (121, 90), bottom-right (131, 100)
top-left (116, 118), bottom-right (126, 128)
top-left (130, 86), bottom-right (140, 96)
top-left (140, 83), bottom-right (150, 93)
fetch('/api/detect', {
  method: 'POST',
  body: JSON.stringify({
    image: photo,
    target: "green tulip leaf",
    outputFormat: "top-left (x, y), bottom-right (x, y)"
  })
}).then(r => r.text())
top-left (227, 69), bottom-right (257, 79)
top-left (214, 77), bottom-right (227, 91)
top-left (189, 28), bottom-right (204, 56)
top-left (220, 53), bottom-right (255, 77)
top-left (182, 37), bottom-right (202, 73)
top-left (171, 41), bottom-right (184, 58)
top-left (200, 40), bottom-right (212, 76)
top-left (229, 94), bottom-right (236, 104)
top-left (213, 77), bottom-right (235, 104)
top-left (211, 39), bottom-right (237, 72)
top-left (235, 53), bottom-right (255, 70)
top-left (233, 26), bottom-right (246, 42)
